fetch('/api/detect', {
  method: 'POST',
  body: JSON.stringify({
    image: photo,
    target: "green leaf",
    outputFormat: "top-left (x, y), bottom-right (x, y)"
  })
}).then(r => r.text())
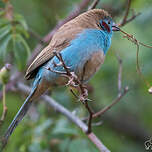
top-left (59, 138), bottom-right (71, 152)
top-left (12, 34), bottom-right (30, 70)
top-left (29, 141), bottom-right (42, 152)
top-left (34, 119), bottom-right (52, 137)
top-left (17, 34), bottom-right (30, 56)
top-left (12, 35), bottom-right (27, 70)
top-left (68, 139), bottom-right (98, 152)
top-left (0, 10), bottom-right (5, 17)
top-left (15, 24), bottom-right (29, 38)
top-left (0, 18), bottom-right (10, 28)
top-left (52, 118), bottom-right (78, 135)
top-left (0, 24), bottom-right (11, 40)
top-left (14, 14), bottom-right (28, 30)
top-left (0, 34), bottom-right (12, 59)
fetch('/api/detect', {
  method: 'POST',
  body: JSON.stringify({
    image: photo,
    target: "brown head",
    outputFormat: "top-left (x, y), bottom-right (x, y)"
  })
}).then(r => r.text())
top-left (67, 9), bottom-right (119, 33)
top-left (74, 9), bottom-right (111, 29)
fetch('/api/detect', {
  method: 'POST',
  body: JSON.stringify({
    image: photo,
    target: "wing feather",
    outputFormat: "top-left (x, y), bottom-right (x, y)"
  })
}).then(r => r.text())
top-left (25, 23), bottom-right (83, 80)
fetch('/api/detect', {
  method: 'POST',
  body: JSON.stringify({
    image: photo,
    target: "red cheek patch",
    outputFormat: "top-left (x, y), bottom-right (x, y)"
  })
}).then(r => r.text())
top-left (102, 21), bottom-right (110, 33)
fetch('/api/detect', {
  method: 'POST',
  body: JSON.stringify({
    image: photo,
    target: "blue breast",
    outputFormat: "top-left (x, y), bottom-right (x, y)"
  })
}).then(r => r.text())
top-left (35, 29), bottom-right (113, 85)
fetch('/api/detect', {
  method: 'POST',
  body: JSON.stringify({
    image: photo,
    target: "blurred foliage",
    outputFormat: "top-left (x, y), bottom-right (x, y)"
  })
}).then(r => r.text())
top-left (0, 1), bottom-right (30, 70)
top-left (0, 0), bottom-right (152, 152)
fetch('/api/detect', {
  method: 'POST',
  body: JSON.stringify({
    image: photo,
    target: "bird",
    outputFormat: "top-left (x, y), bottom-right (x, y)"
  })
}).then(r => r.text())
top-left (3, 9), bottom-right (119, 145)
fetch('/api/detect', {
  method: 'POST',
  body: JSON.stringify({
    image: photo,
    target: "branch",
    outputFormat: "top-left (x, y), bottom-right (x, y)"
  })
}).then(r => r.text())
top-left (115, 53), bottom-right (123, 93)
top-left (88, 0), bottom-right (100, 10)
top-left (91, 48), bottom-right (129, 118)
top-left (45, 51), bottom-right (94, 133)
top-left (28, 0), bottom-right (90, 64)
top-left (119, 12), bottom-right (141, 27)
top-left (118, 0), bottom-right (141, 27)
top-left (17, 82), bottom-right (110, 152)
top-left (120, 0), bottom-right (131, 25)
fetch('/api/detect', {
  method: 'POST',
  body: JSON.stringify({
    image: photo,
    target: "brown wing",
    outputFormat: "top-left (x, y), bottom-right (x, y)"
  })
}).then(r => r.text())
top-left (25, 23), bottom-right (84, 80)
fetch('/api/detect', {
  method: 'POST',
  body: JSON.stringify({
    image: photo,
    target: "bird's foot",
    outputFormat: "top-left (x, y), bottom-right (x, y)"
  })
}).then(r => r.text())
top-left (65, 72), bottom-right (79, 87)
top-left (79, 87), bottom-right (92, 103)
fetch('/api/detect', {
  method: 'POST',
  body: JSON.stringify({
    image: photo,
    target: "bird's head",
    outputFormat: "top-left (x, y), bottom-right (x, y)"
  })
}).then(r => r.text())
top-left (98, 16), bottom-right (114, 34)
top-left (76, 9), bottom-right (120, 34)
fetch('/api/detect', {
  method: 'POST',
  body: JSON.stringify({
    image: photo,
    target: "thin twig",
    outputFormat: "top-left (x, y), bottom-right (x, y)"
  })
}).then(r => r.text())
top-left (120, 0), bottom-right (131, 25)
top-left (82, 86), bottom-right (129, 122)
top-left (92, 86), bottom-right (129, 118)
top-left (84, 102), bottom-right (94, 133)
top-left (118, 0), bottom-right (141, 27)
top-left (119, 12), bottom-right (141, 27)
top-left (54, 52), bottom-right (71, 76)
top-left (0, 72), bottom-right (21, 100)
top-left (88, 0), bottom-right (100, 10)
top-left (48, 52), bottom-right (94, 133)
top-left (115, 53), bottom-right (123, 93)
top-left (17, 82), bottom-right (111, 152)
top-left (0, 85), bottom-right (7, 128)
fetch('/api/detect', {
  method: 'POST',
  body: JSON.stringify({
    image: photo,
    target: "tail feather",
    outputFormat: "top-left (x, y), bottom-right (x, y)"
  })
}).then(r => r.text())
top-left (1, 92), bottom-right (34, 149)
top-left (1, 75), bottom-right (49, 150)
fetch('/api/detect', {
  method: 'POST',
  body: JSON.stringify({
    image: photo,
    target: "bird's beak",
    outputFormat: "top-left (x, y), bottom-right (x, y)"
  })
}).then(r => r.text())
top-left (112, 23), bottom-right (120, 31)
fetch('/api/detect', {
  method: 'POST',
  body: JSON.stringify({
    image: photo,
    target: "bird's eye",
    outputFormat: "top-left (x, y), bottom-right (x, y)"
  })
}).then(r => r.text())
top-left (108, 21), bottom-right (110, 24)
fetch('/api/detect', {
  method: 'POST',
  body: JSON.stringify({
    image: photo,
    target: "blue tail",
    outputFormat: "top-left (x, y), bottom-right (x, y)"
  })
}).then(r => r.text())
top-left (1, 70), bottom-right (46, 151)
top-left (1, 91), bottom-right (35, 150)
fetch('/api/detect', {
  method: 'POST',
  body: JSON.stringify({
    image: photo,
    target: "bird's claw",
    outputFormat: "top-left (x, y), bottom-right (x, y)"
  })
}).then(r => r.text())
top-left (65, 72), bottom-right (79, 87)
top-left (78, 88), bottom-right (92, 103)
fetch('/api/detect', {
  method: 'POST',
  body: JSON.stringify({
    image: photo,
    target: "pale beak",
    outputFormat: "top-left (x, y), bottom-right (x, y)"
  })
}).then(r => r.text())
top-left (112, 23), bottom-right (120, 31)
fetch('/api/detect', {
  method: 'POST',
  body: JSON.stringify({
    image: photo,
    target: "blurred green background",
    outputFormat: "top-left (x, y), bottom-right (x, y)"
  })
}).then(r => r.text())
top-left (0, 0), bottom-right (152, 151)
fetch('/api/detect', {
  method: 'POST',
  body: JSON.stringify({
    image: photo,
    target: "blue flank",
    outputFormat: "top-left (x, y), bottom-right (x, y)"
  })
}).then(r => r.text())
top-left (32, 28), bottom-right (113, 88)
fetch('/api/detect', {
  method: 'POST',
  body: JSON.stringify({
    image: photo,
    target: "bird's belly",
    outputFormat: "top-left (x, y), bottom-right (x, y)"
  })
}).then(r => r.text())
top-left (79, 51), bottom-right (105, 82)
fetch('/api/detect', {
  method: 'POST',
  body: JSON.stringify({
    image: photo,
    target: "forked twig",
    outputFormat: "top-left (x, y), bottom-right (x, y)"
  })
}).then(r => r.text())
top-left (45, 52), bottom-right (94, 133)
top-left (82, 86), bottom-right (129, 121)
top-left (118, 0), bottom-right (141, 27)
top-left (119, 0), bottom-right (131, 26)
top-left (17, 82), bottom-right (111, 152)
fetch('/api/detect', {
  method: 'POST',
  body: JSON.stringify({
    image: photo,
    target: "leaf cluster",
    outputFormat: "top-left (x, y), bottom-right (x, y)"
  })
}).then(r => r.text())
top-left (0, 7), bottom-right (30, 70)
